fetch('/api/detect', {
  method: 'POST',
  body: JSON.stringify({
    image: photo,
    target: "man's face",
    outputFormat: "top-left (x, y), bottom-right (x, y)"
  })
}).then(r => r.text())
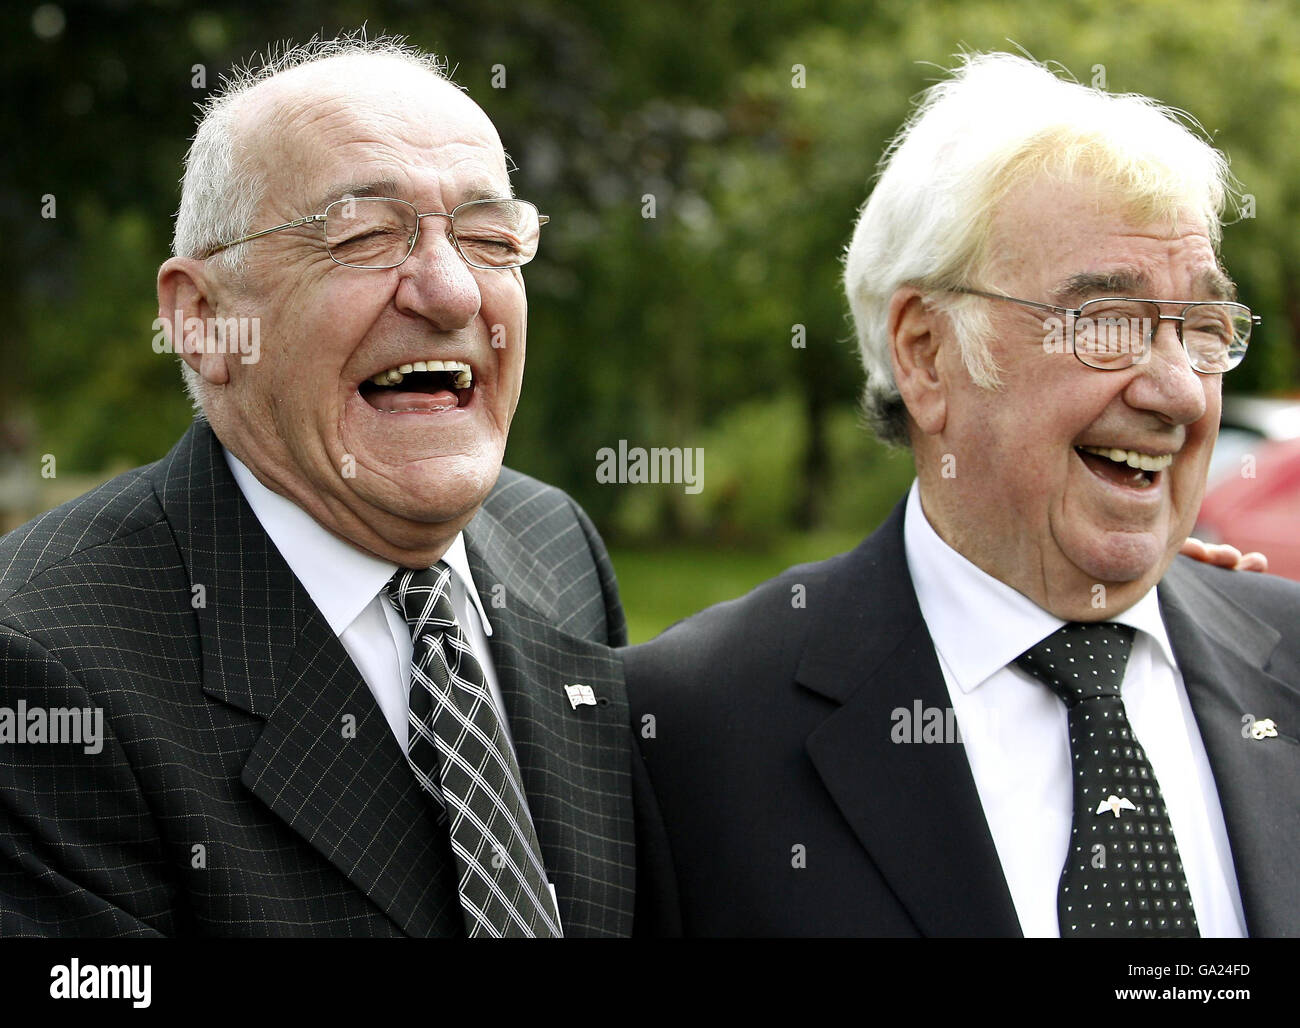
top-left (917, 175), bottom-right (1226, 616)
top-left (208, 66), bottom-right (527, 560)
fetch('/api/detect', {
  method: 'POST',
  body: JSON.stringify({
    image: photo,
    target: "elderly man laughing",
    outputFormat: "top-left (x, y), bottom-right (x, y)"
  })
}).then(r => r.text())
top-left (0, 36), bottom-right (633, 938)
top-left (628, 53), bottom-right (1300, 938)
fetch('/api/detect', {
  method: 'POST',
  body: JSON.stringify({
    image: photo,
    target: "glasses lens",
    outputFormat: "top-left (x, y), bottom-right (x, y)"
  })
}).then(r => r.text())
top-left (324, 198), bottom-right (417, 269)
top-left (1074, 300), bottom-right (1153, 368)
top-left (452, 200), bottom-right (541, 269)
top-left (1183, 303), bottom-right (1251, 373)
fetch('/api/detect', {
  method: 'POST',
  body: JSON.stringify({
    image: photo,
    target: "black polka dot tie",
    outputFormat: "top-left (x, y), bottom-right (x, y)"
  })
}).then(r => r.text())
top-left (1015, 622), bottom-right (1199, 938)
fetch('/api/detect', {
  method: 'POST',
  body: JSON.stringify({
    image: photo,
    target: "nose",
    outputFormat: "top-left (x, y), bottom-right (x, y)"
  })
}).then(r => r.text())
top-left (392, 212), bottom-right (482, 330)
top-left (1126, 316), bottom-right (1208, 426)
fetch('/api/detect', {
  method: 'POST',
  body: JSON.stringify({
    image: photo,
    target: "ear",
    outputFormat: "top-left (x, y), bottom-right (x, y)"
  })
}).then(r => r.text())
top-left (887, 286), bottom-right (947, 437)
top-left (156, 257), bottom-right (231, 387)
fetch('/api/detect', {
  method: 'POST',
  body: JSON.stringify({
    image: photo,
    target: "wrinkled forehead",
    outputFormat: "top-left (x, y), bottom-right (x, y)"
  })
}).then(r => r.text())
top-left (239, 58), bottom-right (510, 211)
top-left (984, 172), bottom-right (1224, 296)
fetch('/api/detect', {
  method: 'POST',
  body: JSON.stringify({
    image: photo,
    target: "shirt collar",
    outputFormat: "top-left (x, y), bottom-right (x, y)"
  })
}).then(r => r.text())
top-left (224, 448), bottom-right (493, 638)
top-left (902, 479), bottom-right (1177, 694)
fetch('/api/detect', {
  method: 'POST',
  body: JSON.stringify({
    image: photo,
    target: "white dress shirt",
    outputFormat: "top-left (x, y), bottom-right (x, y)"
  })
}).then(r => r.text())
top-left (224, 449), bottom-right (516, 759)
top-left (903, 480), bottom-right (1247, 937)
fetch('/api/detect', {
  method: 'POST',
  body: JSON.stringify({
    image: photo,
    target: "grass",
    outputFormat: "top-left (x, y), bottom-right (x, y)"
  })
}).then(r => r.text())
top-left (609, 529), bottom-right (868, 644)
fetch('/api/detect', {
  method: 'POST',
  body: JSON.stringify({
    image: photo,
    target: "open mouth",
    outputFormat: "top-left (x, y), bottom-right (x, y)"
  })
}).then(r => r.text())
top-left (359, 359), bottom-right (474, 413)
top-left (1075, 445), bottom-right (1173, 490)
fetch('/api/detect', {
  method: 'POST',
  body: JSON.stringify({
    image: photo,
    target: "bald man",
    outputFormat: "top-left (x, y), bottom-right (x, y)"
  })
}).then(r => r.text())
top-left (0, 36), bottom-right (633, 938)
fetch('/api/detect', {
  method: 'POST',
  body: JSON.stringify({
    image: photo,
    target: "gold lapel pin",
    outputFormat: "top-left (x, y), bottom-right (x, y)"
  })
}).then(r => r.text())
top-left (1249, 717), bottom-right (1279, 741)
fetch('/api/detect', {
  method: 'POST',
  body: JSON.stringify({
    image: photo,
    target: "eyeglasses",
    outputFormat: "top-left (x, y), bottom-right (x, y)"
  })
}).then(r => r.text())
top-left (201, 196), bottom-right (549, 270)
top-left (949, 287), bottom-right (1257, 374)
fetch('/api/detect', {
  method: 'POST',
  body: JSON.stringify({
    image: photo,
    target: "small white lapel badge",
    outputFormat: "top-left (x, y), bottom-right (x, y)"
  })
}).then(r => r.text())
top-left (564, 683), bottom-right (598, 710)
top-left (1249, 717), bottom-right (1278, 740)
top-left (1096, 795), bottom-right (1137, 818)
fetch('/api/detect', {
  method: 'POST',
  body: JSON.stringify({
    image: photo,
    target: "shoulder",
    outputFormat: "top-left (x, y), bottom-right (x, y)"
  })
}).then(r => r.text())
top-left (1165, 555), bottom-right (1300, 639)
top-left (483, 466), bottom-right (576, 523)
top-left (481, 465), bottom-right (607, 560)
top-left (475, 466), bottom-right (625, 643)
top-left (623, 548), bottom-right (860, 708)
top-left (0, 463), bottom-right (167, 611)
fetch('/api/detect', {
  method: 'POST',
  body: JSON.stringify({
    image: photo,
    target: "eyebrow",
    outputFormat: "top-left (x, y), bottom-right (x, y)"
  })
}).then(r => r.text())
top-left (307, 179), bottom-right (513, 214)
top-left (307, 180), bottom-right (402, 213)
top-left (1194, 268), bottom-right (1238, 301)
top-left (1051, 267), bottom-right (1239, 305)
top-left (1051, 270), bottom-right (1148, 305)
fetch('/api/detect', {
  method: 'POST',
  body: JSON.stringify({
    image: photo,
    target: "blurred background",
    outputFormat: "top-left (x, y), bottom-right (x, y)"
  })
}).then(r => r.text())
top-left (3, 0), bottom-right (1298, 641)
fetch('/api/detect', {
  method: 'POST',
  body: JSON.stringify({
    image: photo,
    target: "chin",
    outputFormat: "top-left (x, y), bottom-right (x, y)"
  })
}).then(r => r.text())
top-left (1070, 531), bottom-right (1166, 587)
top-left (371, 457), bottom-right (502, 525)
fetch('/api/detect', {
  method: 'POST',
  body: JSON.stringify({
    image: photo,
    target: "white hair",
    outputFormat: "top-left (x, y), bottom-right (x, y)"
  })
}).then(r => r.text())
top-left (170, 32), bottom-right (451, 410)
top-left (843, 52), bottom-right (1237, 446)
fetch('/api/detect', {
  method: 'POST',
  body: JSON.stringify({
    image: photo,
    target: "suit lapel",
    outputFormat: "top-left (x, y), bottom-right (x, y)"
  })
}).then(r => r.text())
top-left (798, 502), bottom-right (1023, 937)
top-left (237, 611), bottom-right (463, 937)
top-left (1159, 561), bottom-right (1300, 937)
top-left (151, 422), bottom-right (461, 936)
top-left (464, 508), bottom-right (635, 938)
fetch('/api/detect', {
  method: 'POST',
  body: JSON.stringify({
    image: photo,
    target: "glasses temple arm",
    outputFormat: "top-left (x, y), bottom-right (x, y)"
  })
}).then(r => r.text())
top-left (203, 214), bottom-right (327, 258)
top-left (954, 287), bottom-right (1074, 317)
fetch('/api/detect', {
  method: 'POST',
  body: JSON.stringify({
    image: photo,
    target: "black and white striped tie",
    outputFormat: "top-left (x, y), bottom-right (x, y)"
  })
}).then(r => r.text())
top-left (387, 563), bottom-right (562, 938)
top-left (1016, 621), bottom-right (1198, 938)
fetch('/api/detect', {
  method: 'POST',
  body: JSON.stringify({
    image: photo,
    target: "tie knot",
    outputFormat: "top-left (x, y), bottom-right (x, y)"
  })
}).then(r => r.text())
top-left (1014, 621), bottom-right (1135, 706)
top-left (386, 560), bottom-right (457, 632)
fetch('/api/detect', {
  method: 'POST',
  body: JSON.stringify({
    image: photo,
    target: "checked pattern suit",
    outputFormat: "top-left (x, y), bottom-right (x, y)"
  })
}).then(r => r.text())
top-left (0, 421), bottom-right (634, 937)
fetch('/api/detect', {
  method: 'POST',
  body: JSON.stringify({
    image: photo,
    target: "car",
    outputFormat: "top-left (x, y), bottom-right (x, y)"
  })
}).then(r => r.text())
top-left (1196, 396), bottom-right (1300, 581)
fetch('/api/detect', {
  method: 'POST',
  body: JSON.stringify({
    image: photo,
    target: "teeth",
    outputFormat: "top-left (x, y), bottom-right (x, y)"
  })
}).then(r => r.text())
top-left (368, 360), bottom-right (472, 389)
top-left (1079, 445), bottom-right (1173, 473)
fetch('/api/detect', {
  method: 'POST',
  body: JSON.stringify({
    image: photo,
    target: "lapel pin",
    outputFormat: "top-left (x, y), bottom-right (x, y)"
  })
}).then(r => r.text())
top-left (1096, 795), bottom-right (1137, 818)
top-left (1249, 717), bottom-right (1279, 741)
top-left (564, 683), bottom-right (598, 710)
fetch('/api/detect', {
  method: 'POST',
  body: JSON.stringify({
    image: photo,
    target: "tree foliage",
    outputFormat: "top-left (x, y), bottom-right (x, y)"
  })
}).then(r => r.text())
top-left (4, 0), bottom-right (1297, 539)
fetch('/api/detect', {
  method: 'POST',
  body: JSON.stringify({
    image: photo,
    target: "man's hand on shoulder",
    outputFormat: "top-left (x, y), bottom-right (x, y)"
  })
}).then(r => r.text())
top-left (1179, 537), bottom-right (1268, 573)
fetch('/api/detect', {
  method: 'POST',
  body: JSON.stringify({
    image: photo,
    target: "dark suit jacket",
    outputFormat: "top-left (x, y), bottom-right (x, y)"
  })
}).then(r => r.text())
top-left (627, 500), bottom-right (1300, 937)
top-left (0, 421), bottom-right (634, 937)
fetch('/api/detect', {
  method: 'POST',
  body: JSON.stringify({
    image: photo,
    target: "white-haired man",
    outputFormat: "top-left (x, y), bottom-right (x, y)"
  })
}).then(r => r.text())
top-left (627, 53), bottom-right (1300, 937)
top-left (0, 37), bottom-right (634, 937)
